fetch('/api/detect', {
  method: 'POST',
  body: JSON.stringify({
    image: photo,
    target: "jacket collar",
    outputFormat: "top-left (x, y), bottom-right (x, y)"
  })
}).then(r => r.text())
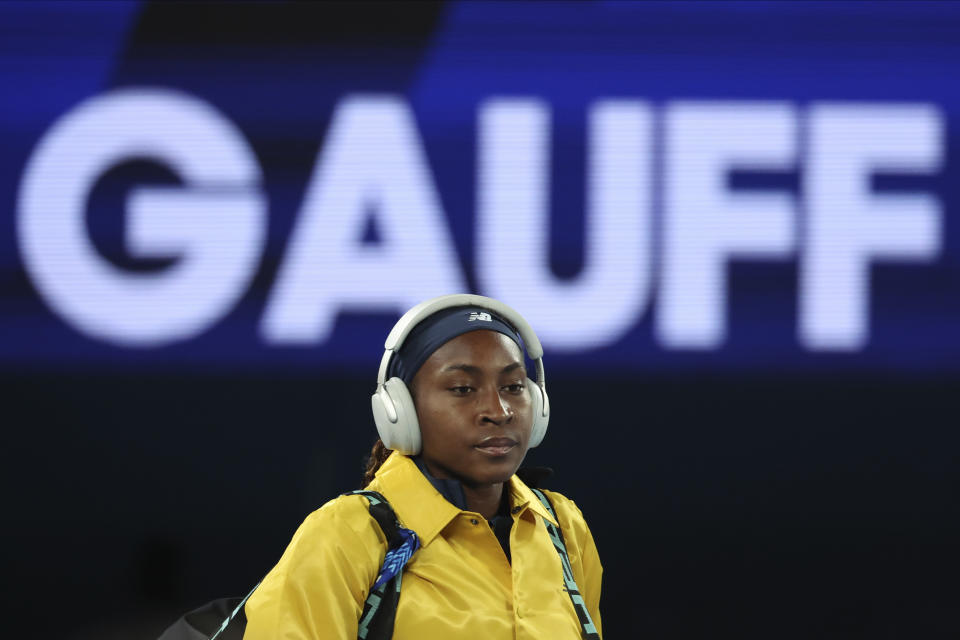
top-left (369, 452), bottom-right (558, 547)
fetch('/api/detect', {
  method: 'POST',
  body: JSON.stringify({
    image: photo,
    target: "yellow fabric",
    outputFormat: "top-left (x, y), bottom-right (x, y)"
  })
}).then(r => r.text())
top-left (244, 451), bottom-right (602, 639)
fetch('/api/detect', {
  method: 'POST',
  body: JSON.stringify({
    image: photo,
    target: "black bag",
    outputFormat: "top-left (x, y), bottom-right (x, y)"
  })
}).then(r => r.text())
top-left (156, 490), bottom-right (417, 640)
top-left (157, 596), bottom-right (248, 640)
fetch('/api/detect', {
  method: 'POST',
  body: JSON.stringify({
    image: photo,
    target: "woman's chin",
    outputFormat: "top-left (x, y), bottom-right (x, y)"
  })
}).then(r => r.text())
top-left (462, 458), bottom-right (525, 488)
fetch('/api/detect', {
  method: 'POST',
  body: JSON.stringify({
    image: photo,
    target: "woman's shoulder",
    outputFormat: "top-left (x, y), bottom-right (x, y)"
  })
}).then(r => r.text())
top-left (534, 489), bottom-right (601, 579)
top-left (535, 488), bottom-right (596, 549)
top-left (245, 492), bottom-right (390, 627)
top-left (283, 492), bottom-right (389, 560)
top-left (536, 488), bottom-right (590, 525)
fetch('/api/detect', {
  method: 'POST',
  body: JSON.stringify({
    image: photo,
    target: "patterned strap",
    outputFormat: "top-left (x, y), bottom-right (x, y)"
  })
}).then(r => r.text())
top-left (200, 490), bottom-right (418, 640)
top-left (346, 490), bottom-right (421, 640)
top-left (529, 488), bottom-right (601, 640)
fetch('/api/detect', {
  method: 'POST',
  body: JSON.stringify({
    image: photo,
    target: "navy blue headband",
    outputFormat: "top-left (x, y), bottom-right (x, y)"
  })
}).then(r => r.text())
top-left (386, 307), bottom-right (523, 384)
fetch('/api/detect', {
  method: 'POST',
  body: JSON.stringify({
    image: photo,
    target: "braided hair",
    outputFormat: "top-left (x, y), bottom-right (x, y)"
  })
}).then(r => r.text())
top-left (362, 438), bottom-right (393, 487)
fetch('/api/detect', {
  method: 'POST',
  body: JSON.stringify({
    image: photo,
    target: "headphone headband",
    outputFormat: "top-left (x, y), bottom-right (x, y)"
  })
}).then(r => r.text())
top-left (376, 294), bottom-right (545, 389)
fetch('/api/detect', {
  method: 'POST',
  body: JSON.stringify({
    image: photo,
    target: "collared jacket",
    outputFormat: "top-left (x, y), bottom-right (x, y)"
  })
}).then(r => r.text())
top-left (243, 452), bottom-right (602, 639)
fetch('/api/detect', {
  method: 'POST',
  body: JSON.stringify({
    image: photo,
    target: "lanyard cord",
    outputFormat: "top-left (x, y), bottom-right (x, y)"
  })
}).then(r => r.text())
top-left (529, 488), bottom-right (601, 640)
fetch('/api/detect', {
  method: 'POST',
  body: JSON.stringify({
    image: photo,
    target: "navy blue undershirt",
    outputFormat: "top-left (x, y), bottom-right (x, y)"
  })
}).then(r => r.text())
top-left (412, 456), bottom-right (513, 563)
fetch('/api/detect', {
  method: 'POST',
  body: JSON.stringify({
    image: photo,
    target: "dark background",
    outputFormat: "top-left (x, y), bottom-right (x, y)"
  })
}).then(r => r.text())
top-left (6, 373), bottom-right (957, 638)
top-left (2, 2), bottom-right (959, 638)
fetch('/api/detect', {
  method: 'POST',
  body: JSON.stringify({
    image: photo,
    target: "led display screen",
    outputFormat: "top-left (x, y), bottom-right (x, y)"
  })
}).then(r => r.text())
top-left (3, 1), bottom-right (959, 373)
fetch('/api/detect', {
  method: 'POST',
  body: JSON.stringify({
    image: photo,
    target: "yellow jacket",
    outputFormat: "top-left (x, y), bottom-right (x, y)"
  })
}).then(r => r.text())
top-left (244, 451), bottom-right (602, 639)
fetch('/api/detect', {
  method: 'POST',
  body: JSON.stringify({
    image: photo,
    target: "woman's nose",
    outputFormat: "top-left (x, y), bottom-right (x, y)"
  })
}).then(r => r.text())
top-left (479, 387), bottom-right (512, 424)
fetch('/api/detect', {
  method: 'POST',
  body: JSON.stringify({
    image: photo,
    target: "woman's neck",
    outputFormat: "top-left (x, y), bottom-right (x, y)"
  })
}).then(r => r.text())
top-left (413, 455), bottom-right (508, 519)
top-left (464, 482), bottom-right (505, 520)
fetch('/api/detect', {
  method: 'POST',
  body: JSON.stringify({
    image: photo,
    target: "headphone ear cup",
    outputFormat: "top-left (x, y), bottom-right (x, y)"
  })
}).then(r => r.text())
top-left (526, 378), bottom-right (549, 449)
top-left (371, 377), bottom-right (421, 455)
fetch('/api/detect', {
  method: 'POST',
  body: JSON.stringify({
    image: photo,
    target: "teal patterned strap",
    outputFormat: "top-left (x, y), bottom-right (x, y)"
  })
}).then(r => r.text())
top-left (529, 488), bottom-right (600, 640)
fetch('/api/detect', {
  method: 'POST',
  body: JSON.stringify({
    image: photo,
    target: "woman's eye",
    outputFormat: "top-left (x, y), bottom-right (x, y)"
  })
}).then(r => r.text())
top-left (449, 385), bottom-right (473, 395)
top-left (504, 382), bottom-right (525, 393)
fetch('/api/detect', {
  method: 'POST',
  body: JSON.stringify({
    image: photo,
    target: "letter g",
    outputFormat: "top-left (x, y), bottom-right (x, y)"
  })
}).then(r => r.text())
top-left (17, 88), bottom-right (265, 347)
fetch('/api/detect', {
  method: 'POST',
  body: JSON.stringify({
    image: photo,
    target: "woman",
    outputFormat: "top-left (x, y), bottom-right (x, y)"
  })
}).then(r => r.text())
top-left (243, 294), bottom-right (602, 639)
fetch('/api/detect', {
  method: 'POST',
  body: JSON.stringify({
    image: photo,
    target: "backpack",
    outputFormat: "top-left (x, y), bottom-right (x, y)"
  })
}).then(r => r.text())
top-left (157, 490), bottom-right (418, 640)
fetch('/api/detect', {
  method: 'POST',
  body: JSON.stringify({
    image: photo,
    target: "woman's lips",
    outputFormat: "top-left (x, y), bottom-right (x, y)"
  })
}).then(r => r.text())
top-left (474, 438), bottom-right (517, 456)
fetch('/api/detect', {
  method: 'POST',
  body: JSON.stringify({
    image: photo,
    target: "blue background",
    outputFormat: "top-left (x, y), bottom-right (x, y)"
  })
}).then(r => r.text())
top-left (3, 1), bottom-right (960, 373)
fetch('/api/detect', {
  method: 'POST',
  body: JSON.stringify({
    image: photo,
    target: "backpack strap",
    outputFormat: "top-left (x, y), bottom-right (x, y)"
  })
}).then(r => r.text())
top-left (345, 490), bottom-right (421, 640)
top-left (191, 491), bottom-right (417, 640)
top-left (529, 488), bottom-right (600, 640)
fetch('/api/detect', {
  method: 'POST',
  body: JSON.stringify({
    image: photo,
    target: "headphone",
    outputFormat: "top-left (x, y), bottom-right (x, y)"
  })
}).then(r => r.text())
top-left (371, 294), bottom-right (550, 455)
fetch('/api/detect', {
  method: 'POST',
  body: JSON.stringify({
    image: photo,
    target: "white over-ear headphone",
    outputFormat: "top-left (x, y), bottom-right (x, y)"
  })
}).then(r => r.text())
top-left (371, 294), bottom-right (550, 455)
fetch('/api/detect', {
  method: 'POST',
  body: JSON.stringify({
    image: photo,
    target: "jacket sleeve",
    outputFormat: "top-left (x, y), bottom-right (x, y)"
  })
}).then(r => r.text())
top-left (243, 495), bottom-right (386, 640)
top-left (542, 490), bottom-right (603, 638)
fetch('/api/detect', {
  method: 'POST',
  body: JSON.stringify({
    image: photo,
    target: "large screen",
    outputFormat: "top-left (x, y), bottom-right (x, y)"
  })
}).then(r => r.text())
top-left (3, 1), bottom-right (959, 373)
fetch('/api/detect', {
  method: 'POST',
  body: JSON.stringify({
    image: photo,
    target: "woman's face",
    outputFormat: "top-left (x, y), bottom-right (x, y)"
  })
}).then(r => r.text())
top-left (410, 330), bottom-right (533, 488)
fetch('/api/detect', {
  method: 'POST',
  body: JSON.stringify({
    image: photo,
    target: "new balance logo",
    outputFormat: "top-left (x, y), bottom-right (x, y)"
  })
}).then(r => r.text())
top-left (468, 312), bottom-right (492, 322)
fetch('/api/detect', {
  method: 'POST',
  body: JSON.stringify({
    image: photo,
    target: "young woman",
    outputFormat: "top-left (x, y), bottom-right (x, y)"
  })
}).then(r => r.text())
top-left (243, 294), bottom-right (602, 639)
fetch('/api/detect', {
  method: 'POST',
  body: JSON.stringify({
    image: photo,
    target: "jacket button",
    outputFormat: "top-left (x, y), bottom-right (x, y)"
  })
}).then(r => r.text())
top-left (470, 518), bottom-right (479, 525)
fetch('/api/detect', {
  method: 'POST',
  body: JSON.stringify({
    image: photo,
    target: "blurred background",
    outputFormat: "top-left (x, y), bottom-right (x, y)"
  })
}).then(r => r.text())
top-left (2, 1), bottom-right (958, 637)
